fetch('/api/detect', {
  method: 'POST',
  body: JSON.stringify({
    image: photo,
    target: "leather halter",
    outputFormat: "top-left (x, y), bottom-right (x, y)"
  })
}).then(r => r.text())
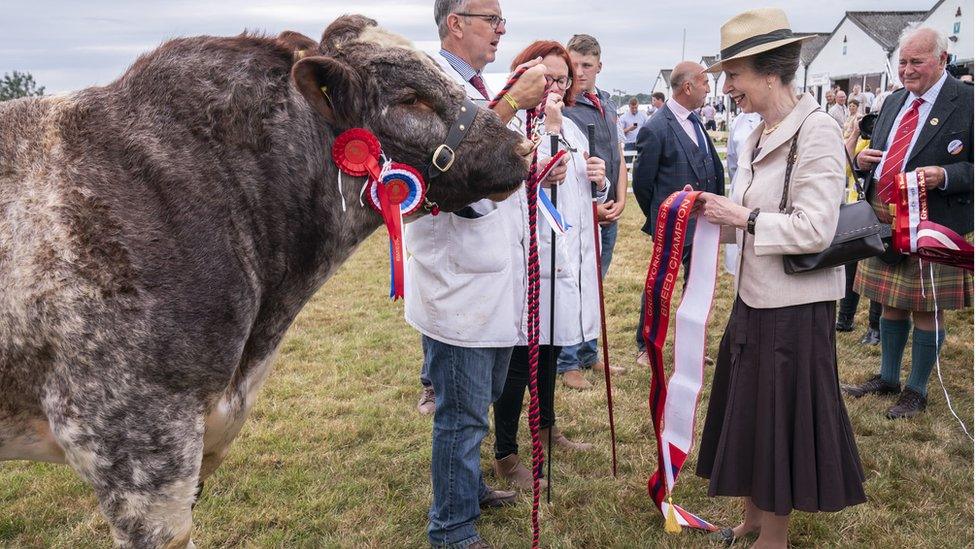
top-left (424, 98), bottom-right (478, 183)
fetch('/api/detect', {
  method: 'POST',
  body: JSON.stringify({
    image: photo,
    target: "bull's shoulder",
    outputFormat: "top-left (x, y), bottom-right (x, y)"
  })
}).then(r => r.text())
top-left (0, 95), bottom-right (74, 177)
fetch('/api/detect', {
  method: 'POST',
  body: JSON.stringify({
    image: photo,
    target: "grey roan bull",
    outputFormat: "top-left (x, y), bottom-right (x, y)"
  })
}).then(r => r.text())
top-left (0, 15), bottom-right (529, 547)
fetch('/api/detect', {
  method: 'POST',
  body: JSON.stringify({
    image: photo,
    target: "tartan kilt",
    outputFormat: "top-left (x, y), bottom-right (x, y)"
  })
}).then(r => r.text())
top-left (854, 255), bottom-right (973, 311)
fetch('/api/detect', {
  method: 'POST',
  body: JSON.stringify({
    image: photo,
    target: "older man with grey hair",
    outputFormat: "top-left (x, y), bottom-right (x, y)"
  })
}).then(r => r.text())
top-left (413, 1), bottom-right (550, 548)
top-left (828, 88), bottom-right (848, 126)
top-left (844, 26), bottom-right (973, 420)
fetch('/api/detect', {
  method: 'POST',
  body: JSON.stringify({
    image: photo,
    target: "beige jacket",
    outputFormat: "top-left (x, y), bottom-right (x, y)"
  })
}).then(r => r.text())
top-left (731, 94), bottom-right (846, 309)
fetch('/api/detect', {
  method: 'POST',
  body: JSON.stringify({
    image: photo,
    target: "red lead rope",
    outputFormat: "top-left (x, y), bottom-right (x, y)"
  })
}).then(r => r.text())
top-left (487, 67), bottom-right (527, 110)
top-left (487, 64), bottom-right (543, 548)
top-left (522, 106), bottom-right (544, 549)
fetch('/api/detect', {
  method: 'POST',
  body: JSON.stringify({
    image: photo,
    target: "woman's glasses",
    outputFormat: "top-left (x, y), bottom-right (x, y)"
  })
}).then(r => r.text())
top-left (545, 75), bottom-right (572, 89)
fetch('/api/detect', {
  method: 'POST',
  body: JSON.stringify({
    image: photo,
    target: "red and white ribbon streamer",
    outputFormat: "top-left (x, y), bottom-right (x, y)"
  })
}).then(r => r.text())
top-left (894, 171), bottom-right (974, 271)
top-left (644, 190), bottom-right (719, 532)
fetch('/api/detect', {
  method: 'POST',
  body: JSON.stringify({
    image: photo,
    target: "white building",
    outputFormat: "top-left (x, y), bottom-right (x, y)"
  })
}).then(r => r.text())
top-left (795, 33), bottom-right (831, 95)
top-left (805, 10), bottom-right (928, 103)
top-left (651, 69), bottom-right (672, 97)
top-left (700, 55), bottom-right (726, 104)
top-left (922, 0), bottom-right (974, 73)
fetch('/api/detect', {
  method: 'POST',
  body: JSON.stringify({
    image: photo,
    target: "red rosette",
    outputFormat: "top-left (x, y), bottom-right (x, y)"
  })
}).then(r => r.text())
top-left (332, 128), bottom-right (382, 178)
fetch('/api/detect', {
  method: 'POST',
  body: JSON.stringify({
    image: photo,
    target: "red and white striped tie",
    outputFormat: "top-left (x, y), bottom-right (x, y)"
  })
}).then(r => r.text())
top-left (876, 97), bottom-right (924, 202)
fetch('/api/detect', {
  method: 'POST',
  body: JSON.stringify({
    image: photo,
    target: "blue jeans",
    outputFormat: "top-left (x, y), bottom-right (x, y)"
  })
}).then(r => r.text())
top-left (558, 221), bottom-right (618, 373)
top-left (420, 335), bottom-right (432, 387)
top-left (423, 335), bottom-right (513, 548)
top-left (599, 220), bottom-right (618, 278)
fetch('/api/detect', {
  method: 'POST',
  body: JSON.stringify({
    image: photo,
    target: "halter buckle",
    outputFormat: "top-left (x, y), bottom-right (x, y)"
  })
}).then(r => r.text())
top-left (431, 144), bottom-right (456, 173)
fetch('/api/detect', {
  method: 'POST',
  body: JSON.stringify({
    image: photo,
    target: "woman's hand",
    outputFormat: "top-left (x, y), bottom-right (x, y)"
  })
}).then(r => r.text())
top-left (543, 91), bottom-right (564, 134)
top-left (540, 154), bottom-right (568, 188)
top-left (584, 152), bottom-right (605, 184)
top-left (700, 192), bottom-right (752, 228)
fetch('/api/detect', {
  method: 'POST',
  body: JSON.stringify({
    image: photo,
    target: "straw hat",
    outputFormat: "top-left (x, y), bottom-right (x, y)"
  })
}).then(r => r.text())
top-left (706, 8), bottom-right (813, 73)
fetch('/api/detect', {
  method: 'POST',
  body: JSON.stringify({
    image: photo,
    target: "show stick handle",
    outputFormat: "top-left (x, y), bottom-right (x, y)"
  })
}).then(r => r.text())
top-left (587, 124), bottom-right (599, 197)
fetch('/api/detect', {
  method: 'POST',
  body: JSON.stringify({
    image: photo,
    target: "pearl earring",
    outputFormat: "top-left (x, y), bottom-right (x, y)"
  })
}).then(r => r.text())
top-left (767, 81), bottom-right (772, 89)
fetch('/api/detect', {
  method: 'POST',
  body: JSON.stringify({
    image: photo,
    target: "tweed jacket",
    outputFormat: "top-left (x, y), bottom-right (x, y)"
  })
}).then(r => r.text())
top-left (632, 103), bottom-right (725, 236)
top-left (731, 94), bottom-right (846, 309)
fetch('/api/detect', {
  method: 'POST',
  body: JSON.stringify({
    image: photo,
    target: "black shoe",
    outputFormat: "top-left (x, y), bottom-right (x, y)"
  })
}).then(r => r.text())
top-left (707, 527), bottom-right (735, 546)
top-left (479, 487), bottom-right (517, 509)
top-left (859, 327), bottom-right (880, 346)
top-left (842, 375), bottom-right (901, 398)
top-left (886, 388), bottom-right (927, 419)
top-left (835, 316), bottom-right (855, 332)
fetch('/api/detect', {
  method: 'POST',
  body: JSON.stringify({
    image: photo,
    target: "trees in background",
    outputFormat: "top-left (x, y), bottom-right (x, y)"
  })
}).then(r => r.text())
top-left (0, 71), bottom-right (45, 101)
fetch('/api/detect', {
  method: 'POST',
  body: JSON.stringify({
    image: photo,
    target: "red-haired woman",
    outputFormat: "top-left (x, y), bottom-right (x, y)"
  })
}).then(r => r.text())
top-left (492, 40), bottom-right (610, 489)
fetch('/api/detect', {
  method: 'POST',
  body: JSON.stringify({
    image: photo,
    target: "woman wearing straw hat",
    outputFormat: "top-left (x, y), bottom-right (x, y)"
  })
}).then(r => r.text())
top-left (694, 8), bottom-right (867, 547)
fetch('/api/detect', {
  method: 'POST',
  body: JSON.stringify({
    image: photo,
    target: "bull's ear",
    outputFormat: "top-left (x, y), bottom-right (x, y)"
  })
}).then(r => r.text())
top-left (278, 30), bottom-right (318, 53)
top-left (291, 56), bottom-right (362, 128)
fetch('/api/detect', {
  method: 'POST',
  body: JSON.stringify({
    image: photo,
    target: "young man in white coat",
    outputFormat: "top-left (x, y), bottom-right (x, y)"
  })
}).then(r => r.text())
top-left (408, 1), bottom-right (559, 547)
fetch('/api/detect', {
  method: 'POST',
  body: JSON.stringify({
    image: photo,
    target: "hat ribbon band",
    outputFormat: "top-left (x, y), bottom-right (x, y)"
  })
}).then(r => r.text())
top-left (720, 28), bottom-right (793, 60)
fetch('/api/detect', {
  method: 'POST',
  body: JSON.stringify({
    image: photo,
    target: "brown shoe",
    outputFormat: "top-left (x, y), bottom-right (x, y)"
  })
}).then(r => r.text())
top-left (493, 454), bottom-right (547, 491)
top-left (842, 374), bottom-right (901, 399)
top-left (417, 385), bottom-right (435, 415)
top-left (592, 361), bottom-right (627, 375)
top-left (635, 350), bottom-right (650, 367)
top-left (540, 426), bottom-right (594, 452)
top-left (886, 388), bottom-right (927, 419)
top-left (561, 369), bottom-right (592, 390)
top-left (479, 485), bottom-right (517, 509)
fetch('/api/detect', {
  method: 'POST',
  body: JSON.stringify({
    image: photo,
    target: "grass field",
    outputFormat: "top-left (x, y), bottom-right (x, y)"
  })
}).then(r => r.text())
top-left (1, 202), bottom-right (972, 548)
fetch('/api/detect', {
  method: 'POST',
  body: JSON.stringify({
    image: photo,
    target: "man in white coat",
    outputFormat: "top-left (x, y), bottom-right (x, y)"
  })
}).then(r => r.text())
top-left (409, 1), bottom-right (555, 547)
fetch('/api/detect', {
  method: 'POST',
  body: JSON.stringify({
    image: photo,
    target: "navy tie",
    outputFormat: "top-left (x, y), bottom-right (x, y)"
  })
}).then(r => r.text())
top-left (687, 111), bottom-right (708, 151)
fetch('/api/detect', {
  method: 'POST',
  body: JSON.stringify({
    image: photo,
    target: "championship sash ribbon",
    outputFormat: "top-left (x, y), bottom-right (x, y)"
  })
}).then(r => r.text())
top-left (893, 171), bottom-right (974, 271)
top-left (644, 190), bottom-right (719, 533)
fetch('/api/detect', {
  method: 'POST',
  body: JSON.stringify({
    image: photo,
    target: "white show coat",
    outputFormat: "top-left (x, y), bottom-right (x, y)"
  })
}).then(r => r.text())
top-left (404, 53), bottom-right (530, 348)
top-left (536, 117), bottom-right (609, 346)
top-left (403, 54), bottom-right (608, 348)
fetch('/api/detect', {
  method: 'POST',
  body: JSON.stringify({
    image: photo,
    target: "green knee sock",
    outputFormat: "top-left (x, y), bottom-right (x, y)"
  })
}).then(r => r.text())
top-left (906, 328), bottom-right (947, 397)
top-left (879, 318), bottom-right (912, 386)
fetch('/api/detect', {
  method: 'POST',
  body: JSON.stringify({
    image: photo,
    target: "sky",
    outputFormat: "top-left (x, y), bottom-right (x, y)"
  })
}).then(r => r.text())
top-left (0, 0), bottom-right (939, 95)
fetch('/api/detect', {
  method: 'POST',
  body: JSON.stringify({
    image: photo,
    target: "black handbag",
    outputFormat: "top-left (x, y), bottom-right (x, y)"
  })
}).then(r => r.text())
top-left (779, 131), bottom-right (890, 275)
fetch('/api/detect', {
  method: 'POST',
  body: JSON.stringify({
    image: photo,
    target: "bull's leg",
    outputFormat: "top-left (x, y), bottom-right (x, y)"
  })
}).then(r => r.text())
top-left (200, 352), bottom-right (278, 482)
top-left (47, 397), bottom-right (204, 548)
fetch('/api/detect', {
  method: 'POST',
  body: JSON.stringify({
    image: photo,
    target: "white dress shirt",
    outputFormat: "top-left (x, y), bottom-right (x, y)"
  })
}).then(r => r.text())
top-left (873, 71), bottom-right (949, 182)
top-left (667, 98), bottom-right (709, 150)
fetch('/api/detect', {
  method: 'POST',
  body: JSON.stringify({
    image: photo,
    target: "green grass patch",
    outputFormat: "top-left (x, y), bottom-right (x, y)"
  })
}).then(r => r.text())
top-left (1, 204), bottom-right (972, 547)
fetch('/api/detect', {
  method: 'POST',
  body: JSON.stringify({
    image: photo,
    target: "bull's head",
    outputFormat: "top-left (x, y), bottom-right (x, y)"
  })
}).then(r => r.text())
top-left (290, 15), bottom-right (529, 212)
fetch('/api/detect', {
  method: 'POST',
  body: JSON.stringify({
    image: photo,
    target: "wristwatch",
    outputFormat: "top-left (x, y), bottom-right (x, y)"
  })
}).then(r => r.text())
top-left (746, 208), bottom-right (761, 235)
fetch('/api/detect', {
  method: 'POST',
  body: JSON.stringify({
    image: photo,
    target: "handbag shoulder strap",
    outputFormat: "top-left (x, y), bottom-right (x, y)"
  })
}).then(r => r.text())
top-left (843, 147), bottom-right (867, 200)
top-left (779, 111), bottom-right (820, 213)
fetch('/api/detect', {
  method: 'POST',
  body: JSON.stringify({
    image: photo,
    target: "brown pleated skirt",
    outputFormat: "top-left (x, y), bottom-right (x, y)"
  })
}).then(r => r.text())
top-left (695, 297), bottom-right (867, 516)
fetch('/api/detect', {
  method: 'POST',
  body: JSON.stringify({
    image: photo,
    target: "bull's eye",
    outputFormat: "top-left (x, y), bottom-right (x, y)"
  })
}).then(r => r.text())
top-left (400, 95), bottom-right (434, 112)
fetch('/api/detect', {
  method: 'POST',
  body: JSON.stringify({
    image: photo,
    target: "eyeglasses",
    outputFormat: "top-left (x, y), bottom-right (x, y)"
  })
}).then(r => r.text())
top-left (456, 13), bottom-right (506, 31)
top-left (545, 75), bottom-right (572, 88)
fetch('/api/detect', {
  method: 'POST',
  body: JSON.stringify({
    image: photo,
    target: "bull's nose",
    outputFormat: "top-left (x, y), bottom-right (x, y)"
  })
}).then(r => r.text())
top-left (516, 137), bottom-right (534, 158)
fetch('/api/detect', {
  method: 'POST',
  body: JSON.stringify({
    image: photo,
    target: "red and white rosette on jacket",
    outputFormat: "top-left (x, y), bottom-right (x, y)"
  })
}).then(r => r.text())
top-left (643, 190), bottom-right (720, 534)
top-left (893, 171), bottom-right (974, 271)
